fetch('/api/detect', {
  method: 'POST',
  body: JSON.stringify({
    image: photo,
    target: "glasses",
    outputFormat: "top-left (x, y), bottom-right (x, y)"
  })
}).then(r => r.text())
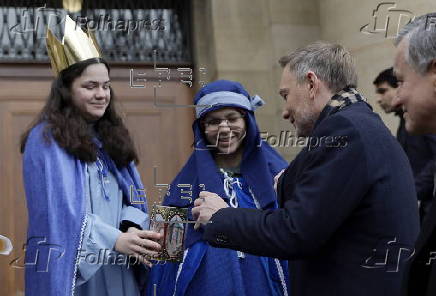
top-left (203, 114), bottom-right (245, 131)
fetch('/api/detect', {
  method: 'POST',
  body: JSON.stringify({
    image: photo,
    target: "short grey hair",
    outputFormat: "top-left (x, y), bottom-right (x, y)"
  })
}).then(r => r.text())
top-left (395, 12), bottom-right (436, 74)
top-left (278, 41), bottom-right (358, 93)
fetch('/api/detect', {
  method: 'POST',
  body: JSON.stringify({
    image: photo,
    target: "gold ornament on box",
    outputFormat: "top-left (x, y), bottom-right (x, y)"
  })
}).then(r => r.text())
top-left (46, 15), bottom-right (102, 75)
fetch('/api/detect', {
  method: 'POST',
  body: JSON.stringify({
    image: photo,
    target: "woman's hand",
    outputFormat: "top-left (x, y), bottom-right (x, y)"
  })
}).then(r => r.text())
top-left (114, 227), bottom-right (162, 267)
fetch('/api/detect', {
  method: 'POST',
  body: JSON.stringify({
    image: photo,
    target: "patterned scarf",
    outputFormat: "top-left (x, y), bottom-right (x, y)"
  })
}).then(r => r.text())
top-left (324, 86), bottom-right (368, 115)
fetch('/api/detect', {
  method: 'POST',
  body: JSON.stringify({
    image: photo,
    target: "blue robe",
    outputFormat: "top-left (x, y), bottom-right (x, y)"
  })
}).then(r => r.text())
top-left (22, 123), bottom-right (148, 296)
top-left (74, 161), bottom-right (148, 295)
top-left (146, 80), bottom-right (290, 295)
top-left (147, 173), bottom-right (289, 296)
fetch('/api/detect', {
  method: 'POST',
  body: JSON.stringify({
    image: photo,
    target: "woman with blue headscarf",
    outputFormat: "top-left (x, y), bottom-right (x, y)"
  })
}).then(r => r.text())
top-left (146, 80), bottom-right (289, 296)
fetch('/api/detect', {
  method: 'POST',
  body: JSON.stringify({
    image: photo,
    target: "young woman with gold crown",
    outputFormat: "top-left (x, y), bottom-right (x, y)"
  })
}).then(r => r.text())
top-left (20, 16), bottom-right (161, 296)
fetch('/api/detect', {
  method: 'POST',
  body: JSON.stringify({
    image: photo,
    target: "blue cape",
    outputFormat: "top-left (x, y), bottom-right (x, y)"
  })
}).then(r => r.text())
top-left (163, 80), bottom-right (288, 247)
top-left (22, 122), bottom-right (148, 296)
top-left (147, 80), bottom-right (290, 296)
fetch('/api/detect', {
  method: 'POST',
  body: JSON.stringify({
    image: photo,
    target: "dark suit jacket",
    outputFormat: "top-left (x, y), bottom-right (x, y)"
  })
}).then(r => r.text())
top-left (397, 113), bottom-right (436, 179)
top-left (416, 161), bottom-right (436, 220)
top-left (397, 112), bottom-right (436, 220)
top-left (204, 101), bottom-right (420, 296)
top-left (404, 169), bottom-right (436, 295)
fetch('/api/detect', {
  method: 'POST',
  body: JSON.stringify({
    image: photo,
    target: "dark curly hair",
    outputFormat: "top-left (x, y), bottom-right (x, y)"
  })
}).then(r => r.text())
top-left (20, 58), bottom-right (139, 168)
top-left (373, 67), bottom-right (398, 88)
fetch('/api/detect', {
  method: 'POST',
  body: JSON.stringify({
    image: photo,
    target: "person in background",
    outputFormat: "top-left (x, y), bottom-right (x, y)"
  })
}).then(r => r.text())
top-left (392, 12), bottom-right (436, 296)
top-left (374, 67), bottom-right (436, 220)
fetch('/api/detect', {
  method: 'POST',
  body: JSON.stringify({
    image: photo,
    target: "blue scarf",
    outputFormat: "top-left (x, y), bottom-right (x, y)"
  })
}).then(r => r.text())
top-left (22, 122), bottom-right (148, 296)
top-left (163, 80), bottom-right (288, 247)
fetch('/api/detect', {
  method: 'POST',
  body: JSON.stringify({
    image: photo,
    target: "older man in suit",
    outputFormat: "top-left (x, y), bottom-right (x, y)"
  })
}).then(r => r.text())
top-left (192, 41), bottom-right (419, 296)
top-left (391, 12), bottom-right (436, 296)
top-left (373, 67), bottom-right (436, 221)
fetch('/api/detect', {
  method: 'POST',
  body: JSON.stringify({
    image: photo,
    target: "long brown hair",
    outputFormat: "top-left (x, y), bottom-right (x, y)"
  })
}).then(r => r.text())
top-left (20, 58), bottom-right (139, 168)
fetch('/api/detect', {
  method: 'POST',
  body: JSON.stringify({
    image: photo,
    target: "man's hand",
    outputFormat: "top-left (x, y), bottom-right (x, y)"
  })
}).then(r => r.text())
top-left (192, 191), bottom-right (229, 230)
top-left (115, 228), bottom-right (162, 267)
top-left (274, 169), bottom-right (285, 193)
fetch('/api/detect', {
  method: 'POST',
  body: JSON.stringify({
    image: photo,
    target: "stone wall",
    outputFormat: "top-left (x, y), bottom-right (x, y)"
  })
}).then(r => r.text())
top-left (192, 0), bottom-right (436, 161)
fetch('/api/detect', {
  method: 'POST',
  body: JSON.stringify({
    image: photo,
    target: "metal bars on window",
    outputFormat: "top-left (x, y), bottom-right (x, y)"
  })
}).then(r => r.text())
top-left (0, 0), bottom-right (191, 63)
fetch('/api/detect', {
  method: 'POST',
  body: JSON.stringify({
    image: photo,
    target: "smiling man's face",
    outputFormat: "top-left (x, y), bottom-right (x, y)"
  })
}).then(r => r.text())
top-left (279, 66), bottom-right (319, 137)
top-left (393, 39), bottom-right (436, 134)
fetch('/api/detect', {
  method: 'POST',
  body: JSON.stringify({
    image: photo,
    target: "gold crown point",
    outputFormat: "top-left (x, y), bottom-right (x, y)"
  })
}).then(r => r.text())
top-left (46, 15), bottom-right (102, 76)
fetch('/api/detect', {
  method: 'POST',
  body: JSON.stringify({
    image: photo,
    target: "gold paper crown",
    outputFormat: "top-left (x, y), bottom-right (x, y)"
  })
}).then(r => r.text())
top-left (46, 15), bottom-right (102, 75)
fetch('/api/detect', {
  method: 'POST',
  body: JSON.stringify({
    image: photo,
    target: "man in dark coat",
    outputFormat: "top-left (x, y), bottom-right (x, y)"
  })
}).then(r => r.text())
top-left (192, 41), bottom-right (420, 296)
top-left (392, 12), bottom-right (436, 296)
top-left (373, 67), bottom-right (436, 220)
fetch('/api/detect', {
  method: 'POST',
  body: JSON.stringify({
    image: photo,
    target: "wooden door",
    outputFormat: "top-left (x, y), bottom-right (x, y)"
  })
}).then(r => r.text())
top-left (0, 63), bottom-right (194, 295)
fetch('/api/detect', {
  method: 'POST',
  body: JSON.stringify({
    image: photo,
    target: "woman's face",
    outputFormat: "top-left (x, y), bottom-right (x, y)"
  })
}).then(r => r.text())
top-left (202, 107), bottom-right (247, 155)
top-left (70, 63), bottom-right (111, 121)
